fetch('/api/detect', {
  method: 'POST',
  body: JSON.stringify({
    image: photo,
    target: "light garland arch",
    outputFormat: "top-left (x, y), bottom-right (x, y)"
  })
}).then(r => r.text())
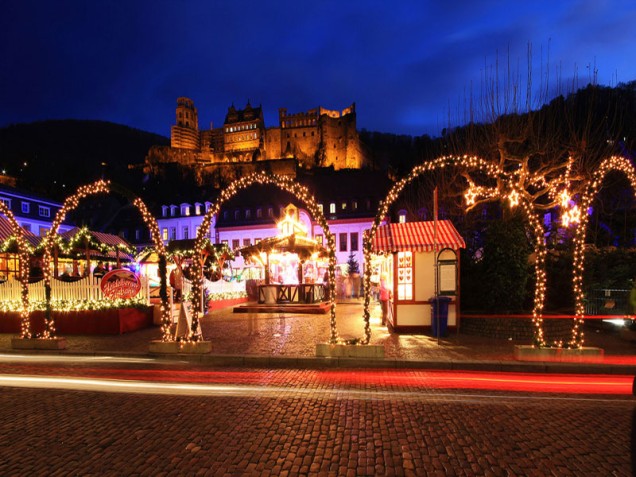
top-left (362, 155), bottom-right (551, 347)
top-left (188, 172), bottom-right (339, 344)
top-left (570, 155), bottom-right (636, 348)
top-left (0, 203), bottom-right (31, 338)
top-left (39, 180), bottom-right (171, 339)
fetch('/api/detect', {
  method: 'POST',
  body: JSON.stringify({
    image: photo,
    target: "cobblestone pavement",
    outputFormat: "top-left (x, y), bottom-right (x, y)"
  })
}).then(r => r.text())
top-left (0, 368), bottom-right (633, 476)
top-left (0, 300), bottom-right (634, 365)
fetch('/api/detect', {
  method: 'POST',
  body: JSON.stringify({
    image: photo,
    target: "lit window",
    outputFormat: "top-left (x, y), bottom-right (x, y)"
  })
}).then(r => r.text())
top-left (352, 201), bottom-right (358, 210)
top-left (181, 205), bottom-right (190, 216)
top-left (317, 204), bottom-right (323, 214)
top-left (21, 202), bottom-right (30, 214)
top-left (341, 202), bottom-right (347, 210)
top-left (315, 234), bottom-right (323, 245)
top-left (38, 206), bottom-right (50, 218)
top-left (195, 204), bottom-right (201, 215)
top-left (162, 228), bottom-right (168, 241)
top-left (329, 203), bottom-right (336, 214)
top-left (397, 251), bottom-right (413, 300)
top-left (398, 210), bottom-right (407, 223)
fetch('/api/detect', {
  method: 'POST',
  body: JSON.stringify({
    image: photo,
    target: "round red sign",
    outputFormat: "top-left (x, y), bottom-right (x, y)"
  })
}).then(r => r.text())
top-left (100, 269), bottom-right (142, 299)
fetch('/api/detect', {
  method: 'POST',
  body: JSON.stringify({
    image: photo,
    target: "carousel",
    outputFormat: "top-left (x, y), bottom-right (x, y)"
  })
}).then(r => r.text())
top-left (234, 204), bottom-right (330, 313)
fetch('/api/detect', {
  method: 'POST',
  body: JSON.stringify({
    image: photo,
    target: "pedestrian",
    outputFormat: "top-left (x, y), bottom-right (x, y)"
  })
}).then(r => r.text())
top-left (379, 273), bottom-right (391, 326)
top-left (169, 267), bottom-right (183, 302)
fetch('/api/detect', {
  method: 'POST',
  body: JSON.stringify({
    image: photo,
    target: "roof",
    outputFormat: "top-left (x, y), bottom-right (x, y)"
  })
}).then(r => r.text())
top-left (372, 220), bottom-right (466, 253)
top-left (0, 216), bottom-right (42, 249)
top-left (237, 233), bottom-right (328, 261)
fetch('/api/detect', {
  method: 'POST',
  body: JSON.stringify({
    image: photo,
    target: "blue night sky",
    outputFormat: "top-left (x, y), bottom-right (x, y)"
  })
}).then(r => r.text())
top-left (2, 0), bottom-right (635, 138)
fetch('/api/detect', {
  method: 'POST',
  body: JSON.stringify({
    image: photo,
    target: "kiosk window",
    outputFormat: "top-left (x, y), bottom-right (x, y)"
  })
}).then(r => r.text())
top-left (397, 251), bottom-right (413, 300)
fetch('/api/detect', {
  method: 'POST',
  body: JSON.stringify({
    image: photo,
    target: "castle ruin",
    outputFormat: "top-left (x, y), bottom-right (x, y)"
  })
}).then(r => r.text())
top-left (143, 97), bottom-right (366, 185)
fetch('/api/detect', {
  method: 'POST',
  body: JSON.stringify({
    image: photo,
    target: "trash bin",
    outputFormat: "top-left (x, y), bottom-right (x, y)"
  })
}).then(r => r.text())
top-left (430, 296), bottom-right (452, 337)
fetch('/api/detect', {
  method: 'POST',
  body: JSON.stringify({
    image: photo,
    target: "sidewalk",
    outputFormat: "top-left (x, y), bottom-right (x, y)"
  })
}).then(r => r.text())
top-left (1, 300), bottom-right (635, 374)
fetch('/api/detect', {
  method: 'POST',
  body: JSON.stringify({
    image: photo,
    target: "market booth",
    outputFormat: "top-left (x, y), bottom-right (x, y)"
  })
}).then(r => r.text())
top-left (371, 220), bottom-right (465, 333)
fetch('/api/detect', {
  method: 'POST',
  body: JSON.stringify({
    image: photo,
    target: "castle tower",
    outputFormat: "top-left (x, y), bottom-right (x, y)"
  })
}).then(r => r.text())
top-left (171, 97), bottom-right (200, 150)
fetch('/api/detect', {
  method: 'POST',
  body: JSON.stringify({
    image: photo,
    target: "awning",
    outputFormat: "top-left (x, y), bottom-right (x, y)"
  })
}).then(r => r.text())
top-left (372, 220), bottom-right (465, 253)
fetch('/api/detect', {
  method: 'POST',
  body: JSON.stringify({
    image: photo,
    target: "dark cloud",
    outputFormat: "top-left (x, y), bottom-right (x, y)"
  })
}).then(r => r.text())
top-left (1, 0), bottom-right (635, 137)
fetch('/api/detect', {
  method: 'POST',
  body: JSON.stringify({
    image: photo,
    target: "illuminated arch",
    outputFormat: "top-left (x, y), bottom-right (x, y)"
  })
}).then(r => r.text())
top-left (0, 203), bottom-right (31, 338)
top-left (39, 180), bottom-right (171, 339)
top-left (188, 172), bottom-right (339, 344)
top-left (570, 156), bottom-right (636, 348)
top-left (362, 155), bottom-right (550, 346)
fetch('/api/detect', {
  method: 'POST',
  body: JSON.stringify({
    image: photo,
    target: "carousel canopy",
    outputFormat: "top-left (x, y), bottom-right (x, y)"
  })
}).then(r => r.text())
top-left (238, 234), bottom-right (327, 261)
top-left (372, 220), bottom-right (466, 253)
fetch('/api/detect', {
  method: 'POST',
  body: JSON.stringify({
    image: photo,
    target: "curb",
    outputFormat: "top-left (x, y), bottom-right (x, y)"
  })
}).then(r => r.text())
top-left (2, 348), bottom-right (635, 375)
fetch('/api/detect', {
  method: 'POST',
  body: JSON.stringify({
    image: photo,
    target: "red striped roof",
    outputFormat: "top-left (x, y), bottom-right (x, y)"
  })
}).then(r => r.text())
top-left (0, 216), bottom-right (42, 248)
top-left (372, 220), bottom-right (465, 253)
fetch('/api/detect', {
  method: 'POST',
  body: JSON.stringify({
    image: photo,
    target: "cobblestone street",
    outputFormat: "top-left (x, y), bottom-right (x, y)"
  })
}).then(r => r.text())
top-left (0, 369), bottom-right (633, 476)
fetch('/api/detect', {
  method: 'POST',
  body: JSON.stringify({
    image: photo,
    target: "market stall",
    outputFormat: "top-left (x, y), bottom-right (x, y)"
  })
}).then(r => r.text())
top-left (371, 220), bottom-right (465, 333)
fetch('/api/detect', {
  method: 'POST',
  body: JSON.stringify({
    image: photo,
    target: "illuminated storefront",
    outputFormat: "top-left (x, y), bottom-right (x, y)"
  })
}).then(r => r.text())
top-left (372, 220), bottom-right (465, 332)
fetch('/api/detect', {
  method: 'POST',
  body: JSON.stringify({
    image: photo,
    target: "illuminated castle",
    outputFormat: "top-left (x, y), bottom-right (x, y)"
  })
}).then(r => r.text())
top-left (144, 97), bottom-right (366, 184)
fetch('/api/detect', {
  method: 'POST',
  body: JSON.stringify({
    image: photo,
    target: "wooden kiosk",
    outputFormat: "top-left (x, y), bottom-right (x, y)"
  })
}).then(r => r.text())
top-left (371, 220), bottom-right (465, 333)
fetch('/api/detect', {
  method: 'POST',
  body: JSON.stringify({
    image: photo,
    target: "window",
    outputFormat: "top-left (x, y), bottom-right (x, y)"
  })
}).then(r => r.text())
top-left (315, 234), bottom-right (323, 246)
top-left (205, 202), bottom-right (212, 213)
top-left (195, 204), bottom-right (201, 215)
top-left (182, 227), bottom-right (189, 239)
top-left (255, 238), bottom-right (261, 244)
top-left (21, 223), bottom-right (31, 232)
top-left (398, 209), bottom-right (407, 224)
top-left (170, 206), bottom-right (177, 217)
top-left (350, 232), bottom-right (359, 252)
top-left (162, 206), bottom-right (168, 217)
top-left (243, 238), bottom-right (251, 246)
top-left (341, 202), bottom-right (347, 210)
top-left (223, 210), bottom-right (229, 220)
top-left (317, 204), bottom-right (323, 214)
top-left (162, 228), bottom-right (168, 241)
top-left (135, 229), bottom-right (141, 241)
top-left (232, 239), bottom-right (240, 250)
top-left (169, 227), bottom-right (176, 240)
top-left (234, 210), bottom-right (240, 220)
top-left (39, 226), bottom-right (49, 237)
top-left (339, 233), bottom-right (347, 252)
top-left (181, 205), bottom-right (190, 216)
top-left (267, 207), bottom-right (273, 217)
top-left (21, 202), bottom-right (30, 214)
top-left (0, 198), bottom-right (11, 209)
top-left (38, 206), bottom-right (50, 218)
top-left (352, 201), bottom-right (358, 211)
top-left (256, 208), bottom-right (262, 218)
top-left (329, 203), bottom-right (336, 214)
top-left (245, 209), bottom-right (251, 219)
top-left (397, 251), bottom-right (413, 300)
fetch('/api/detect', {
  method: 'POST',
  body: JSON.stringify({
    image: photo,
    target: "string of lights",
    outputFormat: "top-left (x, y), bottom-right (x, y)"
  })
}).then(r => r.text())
top-left (188, 171), bottom-right (339, 344)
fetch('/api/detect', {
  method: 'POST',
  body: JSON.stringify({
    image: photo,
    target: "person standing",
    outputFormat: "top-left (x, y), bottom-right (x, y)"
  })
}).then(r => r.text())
top-left (379, 274), bottom-right (391, 326)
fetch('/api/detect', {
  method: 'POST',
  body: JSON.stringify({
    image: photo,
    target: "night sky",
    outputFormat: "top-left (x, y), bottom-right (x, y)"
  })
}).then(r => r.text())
top-left (2, 1), bottom-right (635, 138)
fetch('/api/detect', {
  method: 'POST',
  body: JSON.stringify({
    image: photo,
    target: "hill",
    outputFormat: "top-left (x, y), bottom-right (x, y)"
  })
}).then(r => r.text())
top-left (0, 120), bottom-right (169, 201)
